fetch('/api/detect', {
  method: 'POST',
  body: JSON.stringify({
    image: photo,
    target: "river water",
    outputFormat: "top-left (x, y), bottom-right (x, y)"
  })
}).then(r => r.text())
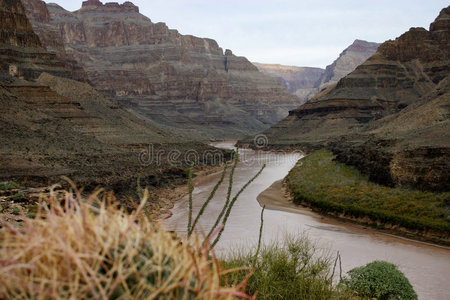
top-left (165, 142), bottom-right (450, 299)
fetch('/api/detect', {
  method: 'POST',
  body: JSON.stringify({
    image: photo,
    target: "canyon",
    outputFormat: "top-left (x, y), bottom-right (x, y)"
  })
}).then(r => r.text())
top-left (1, 1), bottom-right (449, 297)
top-left (0, 0), bottom-right (224, 197)
top-left (315, 39), bottom-right (380, 92)
top-left (4, 0), bottom-right (448, 196)
top-left (258, 6), bottom-right (450, 191)
top-left (21, 0), bottom-right (300, 139)
top-left (254, 39), bottom-right (380, 104)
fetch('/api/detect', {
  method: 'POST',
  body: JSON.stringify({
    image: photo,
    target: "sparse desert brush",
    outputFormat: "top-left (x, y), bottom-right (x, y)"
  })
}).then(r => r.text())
top-left (0, 185), bottom-right (252, 299)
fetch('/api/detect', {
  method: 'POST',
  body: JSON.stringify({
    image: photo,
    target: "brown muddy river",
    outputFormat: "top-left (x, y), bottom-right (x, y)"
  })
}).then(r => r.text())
top-left (165, 142), bottom-right (450, 300)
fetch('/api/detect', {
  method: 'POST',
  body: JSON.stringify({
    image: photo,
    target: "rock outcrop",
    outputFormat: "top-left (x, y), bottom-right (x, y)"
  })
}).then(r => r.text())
top-left (21, 0), bottom-right (300, 138)
top-left (257, 6), bottom-right (450, 191)
top-left (315, 39), bottom-right (380, 91)
top-left (19, 0), bottom-right (89, 82)
top-left (0, 0), bottom-right (75, 80)
top-left (0, 0), bottom-right (41, 48)
top-left (252, 63), bottom-right (324, 104)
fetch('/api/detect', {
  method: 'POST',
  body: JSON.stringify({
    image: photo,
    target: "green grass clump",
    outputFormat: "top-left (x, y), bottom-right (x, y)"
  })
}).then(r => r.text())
top-left (341, 261), bottom-right (417, 300)
top-left (0, 181), bottom-right (23, 191)
top-left (11, 193), bottom-right (24, 202)
top-left (286, 149), bottom-right (450, 234)
top-left (224, 234), bottom-right (352, 300)
top-left (11, 207), bottom-right (21, 215)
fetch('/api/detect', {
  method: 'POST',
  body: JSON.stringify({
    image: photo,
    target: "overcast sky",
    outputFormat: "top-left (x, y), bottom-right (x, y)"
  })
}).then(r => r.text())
top-left (44, 0), bottom-right (448, 68)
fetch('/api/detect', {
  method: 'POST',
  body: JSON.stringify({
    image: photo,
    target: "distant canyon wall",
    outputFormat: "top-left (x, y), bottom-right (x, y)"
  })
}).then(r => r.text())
top-left (315, 39), bottom-right (380, 91)
top-left (254, 40), bottom-right (380, 104)
top-left (252, 63), bottom-right (324, 103)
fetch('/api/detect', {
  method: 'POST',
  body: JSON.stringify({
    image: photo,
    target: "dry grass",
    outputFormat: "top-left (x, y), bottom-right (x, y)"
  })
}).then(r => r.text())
top-left (0, 185), bottom-right (252, 299)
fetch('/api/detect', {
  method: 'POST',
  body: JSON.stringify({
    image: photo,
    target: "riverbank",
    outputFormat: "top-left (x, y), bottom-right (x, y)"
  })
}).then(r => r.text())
top-left (150, 164), bottom-right (225, 220)
top-left (0, 163), bottom-right (224, 224)
top-left (258, 180), bottom-right (450, 251)
top-left (281, 149), bottom-right (450, 246)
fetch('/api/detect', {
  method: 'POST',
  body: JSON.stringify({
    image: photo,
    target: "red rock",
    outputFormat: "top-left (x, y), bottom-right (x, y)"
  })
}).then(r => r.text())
top-left (122, 1), bottom-right (139, 13)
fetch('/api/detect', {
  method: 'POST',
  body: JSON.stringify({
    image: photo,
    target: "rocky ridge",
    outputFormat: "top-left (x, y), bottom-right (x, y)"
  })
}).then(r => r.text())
top-left (22, 0), bottom-right (300, 138)
top-left (256, 7), bottom-right (450, 191)
top-left (315, 39), bottom-right (380, 91)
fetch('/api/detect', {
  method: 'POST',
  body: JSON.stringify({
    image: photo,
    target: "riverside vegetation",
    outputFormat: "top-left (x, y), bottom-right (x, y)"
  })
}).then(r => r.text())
top-left (286, 150), bottom-right (450, 244)
top-left (0, 153), bottom-right (418, 299)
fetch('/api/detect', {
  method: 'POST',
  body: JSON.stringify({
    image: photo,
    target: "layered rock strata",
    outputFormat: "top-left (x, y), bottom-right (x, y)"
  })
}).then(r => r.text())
top-left (1, 0), bottom-right (224, 193)
top-left (0, 0), bottom-right (73, 80)
top-left (22, 0), bottom-right (300, 138)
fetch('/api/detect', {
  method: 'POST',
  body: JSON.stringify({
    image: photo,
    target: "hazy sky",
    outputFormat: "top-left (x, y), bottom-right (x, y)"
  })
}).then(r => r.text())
top-left (43, 0), bottom-right (448, 68)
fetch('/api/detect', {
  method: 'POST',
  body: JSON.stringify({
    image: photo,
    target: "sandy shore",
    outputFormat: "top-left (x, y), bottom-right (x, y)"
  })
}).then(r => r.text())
top-left (257, 180), bottom-right (318, 217)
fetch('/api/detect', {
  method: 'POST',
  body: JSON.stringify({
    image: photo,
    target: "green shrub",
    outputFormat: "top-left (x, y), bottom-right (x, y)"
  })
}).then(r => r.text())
top-left (224, 234), bottom-right (352, 300)
top-left (341, 261), bottom-right (417, 300)
top-left (0, 181), bottom-right (23, 191)
top-left (11, 193), bottom-right (24, 202)
top-left (26, 205), bottom-right (39, 219)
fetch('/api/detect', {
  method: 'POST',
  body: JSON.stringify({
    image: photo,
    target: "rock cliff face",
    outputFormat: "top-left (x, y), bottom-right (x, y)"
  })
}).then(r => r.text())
top-left (19, 0), bottom-right (89, 82)
top-left (252, 63), bottom-right (324, 104)
top-left (258, 7), bottom-right (450, 191)
top-left (315, 39), bottom-right (380, 91)
top-left (1, 0), bottom-right (222, 192)
top-left (22, 0), bottom-right (300, 138)
top-left (0, 0), bottom-right (74, 80)
top-left (0, 0), bottom-right (41, 47)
